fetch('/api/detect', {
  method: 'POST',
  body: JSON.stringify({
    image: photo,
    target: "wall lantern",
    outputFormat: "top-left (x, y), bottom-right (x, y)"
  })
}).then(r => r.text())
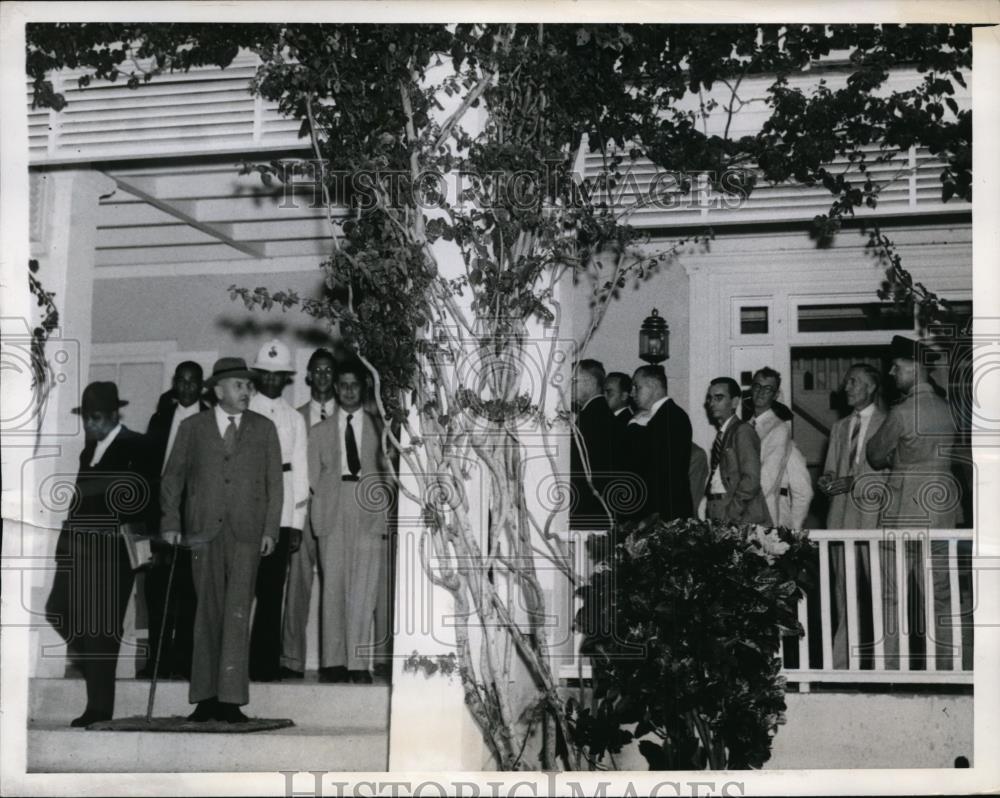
top-left (639, 308), bottom-right (669, 364)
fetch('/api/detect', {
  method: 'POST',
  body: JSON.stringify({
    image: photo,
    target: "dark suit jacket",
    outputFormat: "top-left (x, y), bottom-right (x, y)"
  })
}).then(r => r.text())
top-left (160, 409), bottom-right (283, 545)
top-left (570, 395), bottom-right (616, 528)
top-left (67, 426), bottom-right (149, 525)
top-left (715, 417), bottom-right (771, 525)
top-left (144, 393), bottom-right (210, 532)
top-left (47, 426), bottom-right (147, 640)
top-left (630, 398), bottom-right (694, 523)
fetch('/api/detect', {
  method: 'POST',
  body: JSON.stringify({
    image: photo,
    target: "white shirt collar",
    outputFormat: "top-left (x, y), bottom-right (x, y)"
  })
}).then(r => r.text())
top-left (648, 395), bottom-right (669, 417)
top-left (614, 406), bottom-right (629, 417)
top-left (175, 400), bottom-right (201, 419)
top-left (214, 404), bottom-right (243, 435)
top-left (89, 423), bottom-right (123, 467)
top-left (717, 414), bottom-right (736, 435)
top-left (854, 402), bottom-right (876, 419)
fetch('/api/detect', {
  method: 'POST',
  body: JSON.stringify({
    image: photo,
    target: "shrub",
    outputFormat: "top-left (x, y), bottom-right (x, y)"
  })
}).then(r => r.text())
top-left (567, 516), bottom-right (816, 770)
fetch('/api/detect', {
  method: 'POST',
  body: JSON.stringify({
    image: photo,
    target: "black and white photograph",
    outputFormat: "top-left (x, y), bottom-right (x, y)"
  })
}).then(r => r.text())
top-left (1, 2), bottom-right (997, 795)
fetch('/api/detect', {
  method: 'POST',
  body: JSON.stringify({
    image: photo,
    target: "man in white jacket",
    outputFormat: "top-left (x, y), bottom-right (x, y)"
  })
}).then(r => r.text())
top-left (748, 367), bottom-right (792, 525)
top-left (247, 339), bottom-right (309, 682)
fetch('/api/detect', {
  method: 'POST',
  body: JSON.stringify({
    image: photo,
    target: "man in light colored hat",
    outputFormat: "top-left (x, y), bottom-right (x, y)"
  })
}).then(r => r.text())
top-left (247, 339), bottom-right (309, 682)
top-left (160, 357), bottom-right (283, 722)
top-left (45, 382), bottom-right (148, 727)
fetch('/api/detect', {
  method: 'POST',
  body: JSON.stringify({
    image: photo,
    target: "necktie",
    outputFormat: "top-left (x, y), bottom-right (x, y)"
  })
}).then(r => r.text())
top-left (224, 415), bottom-right (237, 455)
top-left (320, 404), bottom-right (327, 422)
top-left (710, 428), bottom-right (724, 476)
top-left (849, 412), bottom-right (862, 464)
top-left (749, 416), bottom-right (757, 430)
top-left (345, 413), bottom-right (361, 476)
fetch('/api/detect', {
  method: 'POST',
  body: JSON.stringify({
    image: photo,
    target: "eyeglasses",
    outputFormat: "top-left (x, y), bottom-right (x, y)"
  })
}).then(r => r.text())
top-left (750, 383), bottom-right (777, 396)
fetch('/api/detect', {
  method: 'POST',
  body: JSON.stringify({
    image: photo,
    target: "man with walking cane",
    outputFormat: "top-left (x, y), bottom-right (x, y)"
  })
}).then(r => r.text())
top-left (160, 357), bottom-right (283, 723)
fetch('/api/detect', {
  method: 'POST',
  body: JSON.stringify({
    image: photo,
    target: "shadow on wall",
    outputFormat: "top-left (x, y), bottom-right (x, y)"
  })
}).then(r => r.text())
top-left (217, 317), bottom-right (337, 349)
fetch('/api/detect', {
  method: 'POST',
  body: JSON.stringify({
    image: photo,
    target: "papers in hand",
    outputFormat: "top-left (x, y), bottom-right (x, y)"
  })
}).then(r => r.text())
top-left (120, 522), bottom-right (155, 570)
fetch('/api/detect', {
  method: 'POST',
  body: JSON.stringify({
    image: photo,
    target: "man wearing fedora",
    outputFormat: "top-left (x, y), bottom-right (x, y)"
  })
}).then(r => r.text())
top-left (247, 339), bottom-right (309, 682)
top-left (160, 357), bottom-right (283, 722)
top-left (45, 382), bottom-right (148, 727)
top-left (866, 335), bottom-right (963, 670)
top-left (866, 335), bottom-right (959, 528)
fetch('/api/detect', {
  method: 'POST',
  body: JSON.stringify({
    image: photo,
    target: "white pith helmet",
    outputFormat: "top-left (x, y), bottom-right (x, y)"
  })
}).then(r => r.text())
top-left (251, 339), bottom-right (296, 373)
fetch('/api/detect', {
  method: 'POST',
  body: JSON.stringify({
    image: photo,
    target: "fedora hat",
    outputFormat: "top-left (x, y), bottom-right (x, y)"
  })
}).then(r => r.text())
top-left (71, 382), bottom-right (128, 415)
top-left (889, 334), bottom-right (942, 365)
top-left (251, 339), bottom-right (296, 373)
top-left (205, 356), bottom-right (255, 387)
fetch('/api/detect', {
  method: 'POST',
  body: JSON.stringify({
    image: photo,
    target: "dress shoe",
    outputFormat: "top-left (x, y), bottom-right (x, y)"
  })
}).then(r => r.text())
top-left (348, 669), bottom-right (373, 684)
top-left (217, 702), bottom-right (249, 723)
top-left (187, 698), bottom-right (218, 722)
top-left (318, 666), bottom-right (349, 683)
top-left (70, 709), bottom-right (111, 728)
top-left (279, 666), bottom-right (304, 680)
top-left (250, 671), bottom-right (281, 683)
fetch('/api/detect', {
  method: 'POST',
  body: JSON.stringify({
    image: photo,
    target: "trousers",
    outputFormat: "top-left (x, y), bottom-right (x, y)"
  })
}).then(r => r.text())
top-left (189, 522), bottom-right (261, 705)
top-left (248, 526), bottom-right (292, 680)
top-left (281, 519), bottom-right (318, 672)
top-left (48, 527), bottom-right (134, 716)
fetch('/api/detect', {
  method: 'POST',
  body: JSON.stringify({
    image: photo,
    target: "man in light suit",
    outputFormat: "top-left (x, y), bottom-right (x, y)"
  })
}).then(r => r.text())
top-left (247, 339), bottom-right (309, 682)
top-left (703, 377), bottom-right (771, 525)
top-left (867, 335), bottom-right (960, 528)
top-left (627, 365), bottom-right (694, 522)
top-left (281, 347), bottom-right (337, 680)
top-left (748, 367), bottom-right (793, 527)
top-left (820, 363), bottom-right (888, 529)
top-left (160, 357), bottom-right (283, 722)
top-left (866, 335), bottom-right (963, 670)
top-left (819, 363), bottom-right (889, 669)
top-left (309, 361), bottom-right (391, 684)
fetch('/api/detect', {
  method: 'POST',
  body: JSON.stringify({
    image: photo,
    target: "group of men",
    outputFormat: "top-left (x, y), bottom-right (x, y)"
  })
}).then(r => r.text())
top-left (47, 340), bottom-right (392, 728)
top-left (569, 333), bottom-right (961, 533)
top-left (569, 361), bottom-right (812, 531)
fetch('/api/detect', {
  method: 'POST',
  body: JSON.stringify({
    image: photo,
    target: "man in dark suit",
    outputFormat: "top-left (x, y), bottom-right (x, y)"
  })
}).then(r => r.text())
top-left (309, 361), bottom-right (392, 684)
top-left (603, 371), bottom-right (633, 427)
top-left (160, 357), bottom-right (283, 723)
top-left (626, 365), bottom-right (694, 522)
top-left (45, 382), bottom-right (147, 727)
top-left (704, 377), bottom-right (771, 525)
top-left (139, 361), bottom-right (209, 680)
top-left (570, 359), bottom-right (616, 529)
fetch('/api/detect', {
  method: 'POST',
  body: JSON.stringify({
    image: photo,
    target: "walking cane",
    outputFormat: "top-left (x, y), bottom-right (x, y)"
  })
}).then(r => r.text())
top-left (145, 540), bottom-right (179, 722)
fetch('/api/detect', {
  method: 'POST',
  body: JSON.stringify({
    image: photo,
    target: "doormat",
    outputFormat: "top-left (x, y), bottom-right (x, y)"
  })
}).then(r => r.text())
top-left (88, 716), bottom-right (295, 733)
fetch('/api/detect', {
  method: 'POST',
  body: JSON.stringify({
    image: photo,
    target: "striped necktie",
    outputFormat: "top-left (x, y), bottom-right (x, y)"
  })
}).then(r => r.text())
top-left (849, 412), bottom-right (862, 464)
top-left (710, 427), bottom-right (724, 475)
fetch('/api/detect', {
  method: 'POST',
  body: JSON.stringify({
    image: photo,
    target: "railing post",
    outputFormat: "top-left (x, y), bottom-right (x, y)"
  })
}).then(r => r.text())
top-left (818, 539), bottom-right (834, 670)
top-left (898, 533), bottom-right (910, 671)
top-left (870, 539), bottom-right (885, 670)
top-left (844, 540), bottom-right (860, 670)
top-left (949, 538), bottom-right (962, 671)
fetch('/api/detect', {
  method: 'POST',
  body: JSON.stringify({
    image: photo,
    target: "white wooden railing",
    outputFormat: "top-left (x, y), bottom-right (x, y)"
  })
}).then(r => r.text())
top-left (557, 528), bottom-right (973, 688)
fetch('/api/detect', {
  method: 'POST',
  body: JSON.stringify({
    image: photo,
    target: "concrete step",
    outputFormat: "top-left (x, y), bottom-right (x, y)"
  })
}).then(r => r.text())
top-left (28, 724), bottom-right (388, 773)
top-left (29, 677), bottom-right (390, 731)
